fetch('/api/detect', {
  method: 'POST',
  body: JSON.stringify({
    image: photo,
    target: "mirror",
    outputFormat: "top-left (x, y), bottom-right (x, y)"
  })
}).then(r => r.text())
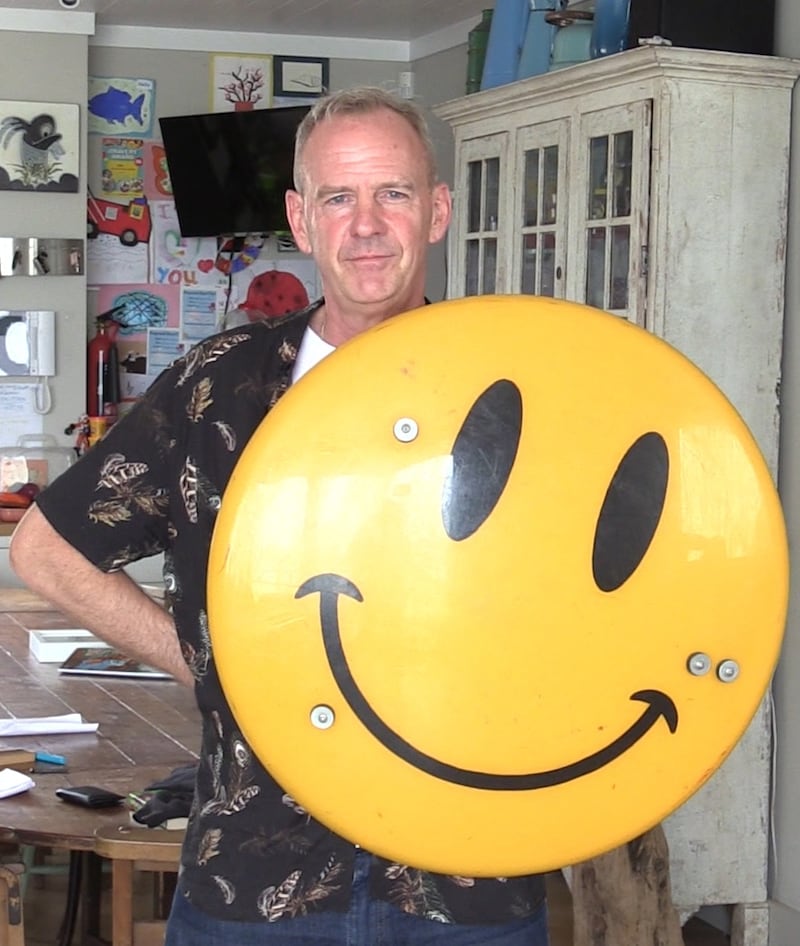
top-left (0, 237), bottom-right (84, 276)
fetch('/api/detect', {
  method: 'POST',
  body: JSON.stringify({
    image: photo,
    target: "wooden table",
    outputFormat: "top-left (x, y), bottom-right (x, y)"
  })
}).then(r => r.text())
top-left (0, 602), bottom-right (200, 945)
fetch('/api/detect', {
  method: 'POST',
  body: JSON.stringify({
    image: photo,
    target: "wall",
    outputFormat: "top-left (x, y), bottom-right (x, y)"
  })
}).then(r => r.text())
top-left (771, 3), bottom-right (800, 943)
top-left (88, 46), bottom-right (403, 131)
top-left (413, 43), bottom-right (469, 302)
top-left (0, 27), bottom-right (89, 449)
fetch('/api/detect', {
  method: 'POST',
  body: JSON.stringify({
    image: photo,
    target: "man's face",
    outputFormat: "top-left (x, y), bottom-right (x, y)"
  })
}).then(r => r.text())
top-left (285, 109), bottom-right (451, 317)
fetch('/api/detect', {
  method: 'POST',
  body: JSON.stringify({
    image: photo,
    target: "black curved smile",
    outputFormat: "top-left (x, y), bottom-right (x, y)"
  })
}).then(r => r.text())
top-left (296, 573), bottom-right (678, 791)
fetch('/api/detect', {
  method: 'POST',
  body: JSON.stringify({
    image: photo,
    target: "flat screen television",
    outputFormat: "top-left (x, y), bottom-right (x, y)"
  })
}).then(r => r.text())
top-left (158, 105), bottom-right (310, 238)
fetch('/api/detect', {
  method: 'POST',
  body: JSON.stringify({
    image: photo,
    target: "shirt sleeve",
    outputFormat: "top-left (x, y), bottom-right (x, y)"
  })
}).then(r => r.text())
top-left (36, 367), bottom-right (179, 573)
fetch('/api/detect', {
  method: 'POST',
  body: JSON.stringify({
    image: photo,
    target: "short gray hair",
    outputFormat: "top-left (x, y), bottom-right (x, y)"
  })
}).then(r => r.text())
top-left (293, 86), bottom-right (439, 192)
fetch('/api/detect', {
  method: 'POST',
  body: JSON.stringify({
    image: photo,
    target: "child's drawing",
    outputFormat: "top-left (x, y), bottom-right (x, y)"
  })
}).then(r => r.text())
top-left (88, 77), bottom-right (156, 136)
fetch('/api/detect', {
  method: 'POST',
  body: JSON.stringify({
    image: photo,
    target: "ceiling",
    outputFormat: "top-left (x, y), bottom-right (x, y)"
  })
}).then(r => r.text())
top-left (3, 0), bottom-right (494, 43)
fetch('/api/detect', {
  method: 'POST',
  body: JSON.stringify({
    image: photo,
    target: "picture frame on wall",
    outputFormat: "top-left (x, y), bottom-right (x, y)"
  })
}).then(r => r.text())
top-left (210, 53), bottom-right (272, 112)
top-left (0, 101), bottom-right (80, 192)
top-left (273, 56), bottom-right (329, 98)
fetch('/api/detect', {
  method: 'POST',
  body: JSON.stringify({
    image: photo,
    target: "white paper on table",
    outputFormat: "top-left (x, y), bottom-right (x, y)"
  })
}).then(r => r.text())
top-left (0, 768), bottom-right (35, 798)
top-left (0, 713), bottom-right (99, 736)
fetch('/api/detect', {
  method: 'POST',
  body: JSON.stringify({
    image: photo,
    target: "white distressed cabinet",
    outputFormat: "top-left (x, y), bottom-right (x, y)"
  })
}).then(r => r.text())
top-left (435, 46), bottom-right (800, 943)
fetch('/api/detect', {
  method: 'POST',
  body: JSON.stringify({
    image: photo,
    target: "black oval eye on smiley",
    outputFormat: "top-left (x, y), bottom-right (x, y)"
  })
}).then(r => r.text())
top-left (442, 379), bottom-right (523, 541)
top-left (592, 432), bottom-right (669, 592)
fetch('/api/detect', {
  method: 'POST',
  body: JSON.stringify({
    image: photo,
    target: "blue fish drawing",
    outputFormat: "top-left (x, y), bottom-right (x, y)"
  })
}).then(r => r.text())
top-left (88, 87), bottom-right (145, 126)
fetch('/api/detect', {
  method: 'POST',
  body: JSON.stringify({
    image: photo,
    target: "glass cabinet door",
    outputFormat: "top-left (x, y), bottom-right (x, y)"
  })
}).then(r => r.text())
top-left (456, 133), bottom-right (510, 296)
top-left (513, 120), bottom-right (569, 298)
top-left (569, 101), bottom-right (651, 323)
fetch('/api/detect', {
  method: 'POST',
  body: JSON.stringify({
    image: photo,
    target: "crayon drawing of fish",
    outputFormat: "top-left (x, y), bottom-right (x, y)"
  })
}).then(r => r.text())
top-left (88, 86), bottom-right (145, 127)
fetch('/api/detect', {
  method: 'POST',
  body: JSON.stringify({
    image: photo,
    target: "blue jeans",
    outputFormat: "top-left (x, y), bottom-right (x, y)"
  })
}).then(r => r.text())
top-left (165, 851), bottom-right (549, 945)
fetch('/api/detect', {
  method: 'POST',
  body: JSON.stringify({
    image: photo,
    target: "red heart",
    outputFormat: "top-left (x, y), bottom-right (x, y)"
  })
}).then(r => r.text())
top-left (198, 259), bottom-right (214, 273)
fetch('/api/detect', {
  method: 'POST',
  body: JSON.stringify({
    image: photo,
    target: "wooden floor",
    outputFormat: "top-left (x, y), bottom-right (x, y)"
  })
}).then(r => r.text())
top-left (15, 855), bottom-right (730, 945)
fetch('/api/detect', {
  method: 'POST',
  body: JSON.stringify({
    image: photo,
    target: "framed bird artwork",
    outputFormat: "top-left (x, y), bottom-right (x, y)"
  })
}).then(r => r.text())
top-left (0, 101), bottom-right (79, 193)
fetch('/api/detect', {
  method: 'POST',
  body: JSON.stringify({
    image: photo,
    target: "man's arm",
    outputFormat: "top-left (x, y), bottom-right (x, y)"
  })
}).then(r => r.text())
top-left (9, 505), bottom-right (194, 687)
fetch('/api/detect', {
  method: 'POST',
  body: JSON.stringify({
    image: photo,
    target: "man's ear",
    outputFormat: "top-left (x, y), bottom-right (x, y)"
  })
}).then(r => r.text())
top-left (285, 190), bottom-right (312, 254)
top-left (428, 182), bottom-right (453, 246)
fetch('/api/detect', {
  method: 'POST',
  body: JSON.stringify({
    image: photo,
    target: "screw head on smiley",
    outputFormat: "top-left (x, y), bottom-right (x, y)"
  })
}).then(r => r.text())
top-left (207, 295), bottom-right (788, 876)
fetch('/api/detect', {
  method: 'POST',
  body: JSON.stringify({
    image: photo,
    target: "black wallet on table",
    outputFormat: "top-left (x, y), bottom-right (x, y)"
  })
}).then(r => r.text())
top-left (55, 785), bottom-right (125, 808)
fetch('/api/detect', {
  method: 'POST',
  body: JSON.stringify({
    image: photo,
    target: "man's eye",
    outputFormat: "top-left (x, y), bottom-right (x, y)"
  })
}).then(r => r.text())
top-left (383, 190), bottom-right (409, 201)
top-left (325, 194), bottom-right (351, 206)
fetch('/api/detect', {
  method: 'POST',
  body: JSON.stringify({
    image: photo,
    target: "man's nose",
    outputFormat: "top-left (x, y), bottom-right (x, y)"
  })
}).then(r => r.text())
top-left (350, 197), bottom-right (385, 235)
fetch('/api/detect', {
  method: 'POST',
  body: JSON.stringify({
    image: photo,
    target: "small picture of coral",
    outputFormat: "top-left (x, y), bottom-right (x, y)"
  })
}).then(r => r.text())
top-left (210, 54), bottom-right (272, 112)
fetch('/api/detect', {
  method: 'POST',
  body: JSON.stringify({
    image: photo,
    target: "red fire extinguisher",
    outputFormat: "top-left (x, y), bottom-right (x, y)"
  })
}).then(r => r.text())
top-left (87, 308), bottom-right (122, 441)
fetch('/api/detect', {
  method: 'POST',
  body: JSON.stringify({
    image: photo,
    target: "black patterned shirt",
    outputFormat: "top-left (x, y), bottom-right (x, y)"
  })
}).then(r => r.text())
top-left (36, 303), bottom-right (546, 925)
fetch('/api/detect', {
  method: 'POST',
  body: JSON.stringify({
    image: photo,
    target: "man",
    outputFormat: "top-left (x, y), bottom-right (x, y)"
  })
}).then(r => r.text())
top-left (10, 88), bottom-right (549, 944)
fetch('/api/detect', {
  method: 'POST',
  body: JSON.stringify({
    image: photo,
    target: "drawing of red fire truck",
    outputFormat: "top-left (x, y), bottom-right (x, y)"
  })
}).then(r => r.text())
top-left (87, 191), bottom-right (151, 246)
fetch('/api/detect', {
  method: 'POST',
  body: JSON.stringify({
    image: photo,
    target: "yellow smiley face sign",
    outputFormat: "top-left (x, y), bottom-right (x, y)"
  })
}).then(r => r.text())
top-left (208, 296), bottom-right (788, 876)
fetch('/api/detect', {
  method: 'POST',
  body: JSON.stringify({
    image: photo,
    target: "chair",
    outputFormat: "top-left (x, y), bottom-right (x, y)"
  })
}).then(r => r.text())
top-left (0, 863), bottom-right (25, 946)
top-left (93, 824), bottom-right (183, 946)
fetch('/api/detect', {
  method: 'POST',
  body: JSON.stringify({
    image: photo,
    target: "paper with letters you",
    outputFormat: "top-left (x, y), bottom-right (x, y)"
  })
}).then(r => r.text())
top-left (0, 768), bottom-right (34, 798)
top-left (0, 713), bottom-right (99, 736)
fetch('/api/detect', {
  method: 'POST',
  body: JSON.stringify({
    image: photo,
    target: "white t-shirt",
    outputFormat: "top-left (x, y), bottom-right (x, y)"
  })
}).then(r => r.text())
top-left (291, 324), bottom-right (335, 383)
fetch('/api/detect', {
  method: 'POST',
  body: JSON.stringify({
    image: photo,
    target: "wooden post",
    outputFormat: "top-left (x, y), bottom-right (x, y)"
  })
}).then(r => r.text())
top-left (571, 824), bottom-right (685, 946)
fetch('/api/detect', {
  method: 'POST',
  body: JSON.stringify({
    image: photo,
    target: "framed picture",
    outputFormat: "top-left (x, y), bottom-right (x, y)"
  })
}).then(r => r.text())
top-left (210, 54), bottom-right (272, 112)
top-left (273, 56), bottom-right (329, 98)
top-left (0, 101), bottom-right (79, 192)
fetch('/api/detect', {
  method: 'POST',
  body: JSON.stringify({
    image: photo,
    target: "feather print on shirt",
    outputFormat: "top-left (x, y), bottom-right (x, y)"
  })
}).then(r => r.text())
top-left (181, 609), bottom-right (211, 680)
top-left (179, 457), bottom-right (199, 523)
top-left (278, 339), bottom-right (298, 362)
top-left (302, 855), bottom-right (344, 908)
top-left (203, 735), bottom-right (260, 817)
top-left (197, 828), bottom-right (222, 867)
top-left (212, 875), bottom-right (236, 905)
top-left (97, 453), bottom-right (149, 491)
top-left (257, 870), bottom-right (302, 920)
top-left (176, 333), bottom-right (249, 387)
top-left (89, 453), bottom-right (168, 525)
top-left (213, 420), bottom-right (236, 451)
top-left (384, 865), bottom-right (454, 922)
top-left (187, 376), bottom-right (213, 422)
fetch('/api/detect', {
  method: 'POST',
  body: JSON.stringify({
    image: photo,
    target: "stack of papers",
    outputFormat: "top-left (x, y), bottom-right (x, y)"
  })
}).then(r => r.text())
top-left (0, 713), bottom-right (99, 736)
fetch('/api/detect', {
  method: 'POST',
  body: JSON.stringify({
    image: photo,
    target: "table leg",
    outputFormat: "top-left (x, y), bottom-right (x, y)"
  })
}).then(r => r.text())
top-left (54, 851), bottom-right (107, 946)
top-left (56, 850), bottom-right (83, 946)
top-left (80, 853), bottom-right (104, 943)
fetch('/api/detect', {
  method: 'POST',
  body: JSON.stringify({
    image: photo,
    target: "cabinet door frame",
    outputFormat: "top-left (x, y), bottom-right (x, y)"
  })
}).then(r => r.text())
top-left (566, 99), bottom-right (652, 324)
top-left (450, 131), bottom-right (513, 297)
top-left (511, 118), bottom-right (570, 299)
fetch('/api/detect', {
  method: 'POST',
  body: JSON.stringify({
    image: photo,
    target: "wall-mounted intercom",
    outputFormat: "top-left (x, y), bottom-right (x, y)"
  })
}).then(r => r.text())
top-left (0, 310), bottom-right (56, 376)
